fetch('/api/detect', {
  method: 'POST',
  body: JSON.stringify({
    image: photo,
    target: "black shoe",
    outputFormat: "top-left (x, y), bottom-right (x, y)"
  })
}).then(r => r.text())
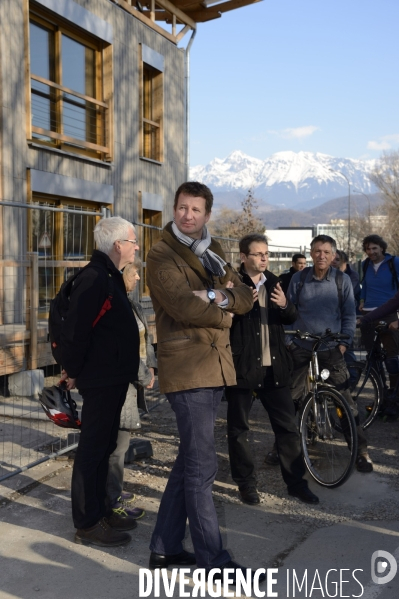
top-left (107, 512), bottom-right (138, 531)
top-left (75, 518), bottom-right (131, 547)
top-left (239, 486), bottom-right (260, 505)
top-left (356, 453), bottom-right (373, 473)
top-left (264, 448), bottom-right (280, 466)
top-left (206, 560), bottom-right (266, 585)
top-left (149, 550), bottom-right (197, 569)
top-left (288, 486), bottom-right (319, 504)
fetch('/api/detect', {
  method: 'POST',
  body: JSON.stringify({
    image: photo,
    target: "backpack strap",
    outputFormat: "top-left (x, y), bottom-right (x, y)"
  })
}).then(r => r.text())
top-left (335, 269), bottom-right (343, 308)
top-left (295, 266), bottom-right (311, 305)
top-left (361, 257), bottom-right (370, 283)
top-left (92, 272), bottom-right (114, 327)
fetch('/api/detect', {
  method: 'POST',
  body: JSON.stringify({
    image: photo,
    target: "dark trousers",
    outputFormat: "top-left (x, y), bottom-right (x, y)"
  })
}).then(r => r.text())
top-left (150, 387), bottom-right (230, 569)
top-left (226, 368), bottom-right (307, 493)
top-left (71, 383), bottom-right (129, 529)
top-left (290, 345), bottom-right (368, 455)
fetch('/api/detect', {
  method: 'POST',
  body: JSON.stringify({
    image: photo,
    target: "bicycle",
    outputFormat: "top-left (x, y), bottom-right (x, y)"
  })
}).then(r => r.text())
top-left (347, 321), bottom-right (390, 428)
top-left (286, 329), bottom-right (358, 488)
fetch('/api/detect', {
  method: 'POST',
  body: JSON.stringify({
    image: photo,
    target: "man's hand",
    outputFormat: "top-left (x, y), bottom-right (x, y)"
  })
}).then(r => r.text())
top-left (252, 288), bottom-right (259, 302)
top-left (270, 282), bottom-right (287, 308)
top-left (358, 300), bottom-right (365, 313)
top-left (60, 369), bottom-right (76, 390)
top-left (146, 368), bottom-right (155, 389)
top-left (338, 345), bottom-right (347, 355)
top-left (389, 320), bottom-right (399, 331)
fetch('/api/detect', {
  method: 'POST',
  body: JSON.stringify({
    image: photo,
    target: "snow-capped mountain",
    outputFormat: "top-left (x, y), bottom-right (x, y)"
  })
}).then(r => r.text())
top-left (190, 150), bottom-right (377, 210)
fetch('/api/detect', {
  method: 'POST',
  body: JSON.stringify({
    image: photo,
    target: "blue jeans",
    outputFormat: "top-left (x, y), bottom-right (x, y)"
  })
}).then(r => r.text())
top-left (149, 387), bottom-right (231, 568)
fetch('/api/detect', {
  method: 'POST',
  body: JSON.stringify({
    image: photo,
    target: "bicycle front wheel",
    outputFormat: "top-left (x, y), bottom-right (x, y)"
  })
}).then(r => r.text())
top-left (300, 386), bottom-right (358, 488)
top-left (348, 362), bottom-right (382, 429)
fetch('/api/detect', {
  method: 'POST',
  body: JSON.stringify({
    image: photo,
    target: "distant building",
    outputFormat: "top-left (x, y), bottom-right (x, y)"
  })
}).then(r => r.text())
top-left (265, 227), bottom-right (314, 274)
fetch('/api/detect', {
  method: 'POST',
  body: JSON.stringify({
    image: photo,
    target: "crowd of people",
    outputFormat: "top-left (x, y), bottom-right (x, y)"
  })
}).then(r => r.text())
top-left (58, 182), bottom-right (399, 582)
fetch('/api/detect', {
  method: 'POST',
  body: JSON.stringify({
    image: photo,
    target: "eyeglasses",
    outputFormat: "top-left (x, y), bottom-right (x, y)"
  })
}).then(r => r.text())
top-left (121, 239), bottom-right (139, 246)
top-left (247, 252), bottom-right (269, 258)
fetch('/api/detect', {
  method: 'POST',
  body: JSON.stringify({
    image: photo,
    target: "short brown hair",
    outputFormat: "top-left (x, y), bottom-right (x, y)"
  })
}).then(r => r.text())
top-left (239, 233), bottom-right (268, 255)
top-left (174, 181), bottom-right (214, 214)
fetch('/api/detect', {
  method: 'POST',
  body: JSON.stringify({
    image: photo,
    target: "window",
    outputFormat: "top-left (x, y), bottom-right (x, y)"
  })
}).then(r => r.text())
top-left (142, 209), bottom-right (163, 296)
top-left (140, 53), bottom-right (164, 162)
top-left (29, 195), bottom-right (102, 316)
top-left (28, 10), bottom-right (113, 160)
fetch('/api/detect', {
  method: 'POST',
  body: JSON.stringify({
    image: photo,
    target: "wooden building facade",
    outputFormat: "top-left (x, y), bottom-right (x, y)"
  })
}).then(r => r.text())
top-left (0, 0), bottom-right (259, 378)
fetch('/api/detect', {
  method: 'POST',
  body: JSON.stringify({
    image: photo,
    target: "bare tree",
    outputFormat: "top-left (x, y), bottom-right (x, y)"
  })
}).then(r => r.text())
top-left (209, 188), bottom-right (265, 239)
top-left (369, 150), bottom-right (399, 253)
top-left (209, 188), bottom-right (265, 265)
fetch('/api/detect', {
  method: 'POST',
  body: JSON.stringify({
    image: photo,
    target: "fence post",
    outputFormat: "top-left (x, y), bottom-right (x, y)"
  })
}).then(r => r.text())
top-left (27, 252), bottom-right (39, 370)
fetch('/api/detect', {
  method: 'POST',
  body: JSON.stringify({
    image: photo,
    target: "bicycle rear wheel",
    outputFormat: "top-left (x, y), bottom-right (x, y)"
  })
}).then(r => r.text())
top-left (300, 386), bottom-right (358, 488)
top-left (348, 362), bottom-right (382, 429)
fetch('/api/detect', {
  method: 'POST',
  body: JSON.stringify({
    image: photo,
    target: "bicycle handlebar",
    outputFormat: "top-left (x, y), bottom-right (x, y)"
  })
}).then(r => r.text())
top-left (285, 329), bottom-right (350, 343)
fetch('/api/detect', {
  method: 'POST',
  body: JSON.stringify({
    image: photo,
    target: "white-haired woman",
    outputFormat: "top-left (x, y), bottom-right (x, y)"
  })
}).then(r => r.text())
top-left (106, 258), bottom-right (157, 519)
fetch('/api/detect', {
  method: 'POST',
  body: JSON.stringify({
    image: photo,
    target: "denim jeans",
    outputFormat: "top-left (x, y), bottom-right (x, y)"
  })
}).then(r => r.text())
top-left (149, 387), bottom-right (231, 569)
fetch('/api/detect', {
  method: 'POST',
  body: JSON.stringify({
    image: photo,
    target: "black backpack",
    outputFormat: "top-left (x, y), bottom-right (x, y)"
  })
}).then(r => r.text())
top-left (361, 256), bottom-right (399, 290)
top-left (48, 265), bottom-right (114, 365)
top-left (296, 266), bottom-right (343, 307)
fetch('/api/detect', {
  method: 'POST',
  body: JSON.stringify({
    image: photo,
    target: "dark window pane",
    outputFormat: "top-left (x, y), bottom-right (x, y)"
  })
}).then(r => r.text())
top-left (29, 21), bottom-right (53, 80)
top-left (62, 34), bottom-right (95, 97)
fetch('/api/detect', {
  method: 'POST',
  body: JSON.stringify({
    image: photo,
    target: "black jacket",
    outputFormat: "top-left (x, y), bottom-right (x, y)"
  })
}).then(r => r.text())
top-left (229, 268), bottom-right (297, 389)
top-left (278, 267), bottom-right (296, 295)
top-left (61, 250), bottom-right (139, 389)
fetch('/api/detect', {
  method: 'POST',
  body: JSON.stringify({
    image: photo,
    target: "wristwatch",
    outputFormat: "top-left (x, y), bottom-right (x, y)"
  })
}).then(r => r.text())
top-left (207, 289), bottom-right (217, 303)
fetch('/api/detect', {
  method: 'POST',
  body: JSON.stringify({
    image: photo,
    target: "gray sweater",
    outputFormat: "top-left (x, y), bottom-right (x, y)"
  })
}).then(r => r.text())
top-left (286, 266), bottom-right (356, 350)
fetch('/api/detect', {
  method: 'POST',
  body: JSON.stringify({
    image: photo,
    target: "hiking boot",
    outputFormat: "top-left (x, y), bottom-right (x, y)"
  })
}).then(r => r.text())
top-left (112, 501), bottom-right (145, 520)
top-left (107, 511), bottom-right (138, 531)
top-left (239, 486), bottom-right (260, 505)
top-left (356, 453), bottom-right (373, 473)
top-left (75, 517), bottom-right (131, 547)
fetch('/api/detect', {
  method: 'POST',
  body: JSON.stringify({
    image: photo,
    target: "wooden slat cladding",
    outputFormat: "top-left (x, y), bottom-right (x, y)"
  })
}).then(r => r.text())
top-left (0, 0), bottom-right (185, 377)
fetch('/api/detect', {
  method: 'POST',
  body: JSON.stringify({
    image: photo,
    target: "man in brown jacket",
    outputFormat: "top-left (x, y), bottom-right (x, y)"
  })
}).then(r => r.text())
top-left (146, 182), bottom-right (261, 583)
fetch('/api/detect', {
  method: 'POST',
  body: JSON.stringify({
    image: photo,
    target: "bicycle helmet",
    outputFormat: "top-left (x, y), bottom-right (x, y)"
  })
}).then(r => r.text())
top-left (39, 382), bottom-right (81, 429)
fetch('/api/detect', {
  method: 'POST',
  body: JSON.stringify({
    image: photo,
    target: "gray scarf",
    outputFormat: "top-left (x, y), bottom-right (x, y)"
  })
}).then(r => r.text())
top-left (172, 221), bottom-right (227, 277)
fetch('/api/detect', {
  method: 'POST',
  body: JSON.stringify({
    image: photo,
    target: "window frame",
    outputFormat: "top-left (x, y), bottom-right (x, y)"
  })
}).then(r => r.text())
top-left (27, 192), bottom-right (106, 317)
top-left (26, 5), bottom-right (113, 161)
top-left (139, 47), bottom-right (164, 164)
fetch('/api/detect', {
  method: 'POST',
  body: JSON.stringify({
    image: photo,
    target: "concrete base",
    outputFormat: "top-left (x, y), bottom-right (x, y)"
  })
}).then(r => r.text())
top-left (8, 369), bottom-right (44, 399)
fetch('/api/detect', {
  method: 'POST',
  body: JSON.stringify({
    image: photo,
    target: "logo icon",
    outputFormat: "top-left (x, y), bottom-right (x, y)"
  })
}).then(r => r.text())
top-left (371, 550), bottom-right (397, 585)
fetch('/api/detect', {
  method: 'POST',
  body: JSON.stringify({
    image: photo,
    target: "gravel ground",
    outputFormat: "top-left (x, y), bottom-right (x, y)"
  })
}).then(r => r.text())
top-left (125, 396), bottom-right (399, 531)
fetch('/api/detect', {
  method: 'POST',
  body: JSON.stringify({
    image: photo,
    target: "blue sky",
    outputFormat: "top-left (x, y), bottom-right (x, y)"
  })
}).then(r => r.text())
top-left (188, 0), bottom-right (399, 166)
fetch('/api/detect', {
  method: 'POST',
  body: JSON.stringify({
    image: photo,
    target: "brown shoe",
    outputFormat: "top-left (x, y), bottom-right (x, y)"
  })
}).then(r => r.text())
top-left (75, 517), bottom-right (131, 547)
top-left (107, 511), bottom-right (138, 531)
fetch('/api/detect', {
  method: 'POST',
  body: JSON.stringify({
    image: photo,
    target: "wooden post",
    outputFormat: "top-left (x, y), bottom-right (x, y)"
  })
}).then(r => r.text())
top-left (27, 252), bottom-right (39, 370)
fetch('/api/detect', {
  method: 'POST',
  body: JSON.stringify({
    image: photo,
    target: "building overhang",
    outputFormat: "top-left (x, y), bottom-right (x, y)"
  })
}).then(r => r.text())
top-left (111, 0), bottom-right (262, 43)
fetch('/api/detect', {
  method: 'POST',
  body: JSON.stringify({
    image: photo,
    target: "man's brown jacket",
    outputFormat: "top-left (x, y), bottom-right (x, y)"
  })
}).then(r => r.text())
top-left (146, 223), bottom-right (253, 394)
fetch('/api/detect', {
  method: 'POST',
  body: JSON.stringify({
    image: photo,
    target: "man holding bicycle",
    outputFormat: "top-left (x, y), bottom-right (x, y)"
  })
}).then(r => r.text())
top-left (359, 234), bottom-right (399, 393)
top-left (286, 234), bottom-right (373, 473)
